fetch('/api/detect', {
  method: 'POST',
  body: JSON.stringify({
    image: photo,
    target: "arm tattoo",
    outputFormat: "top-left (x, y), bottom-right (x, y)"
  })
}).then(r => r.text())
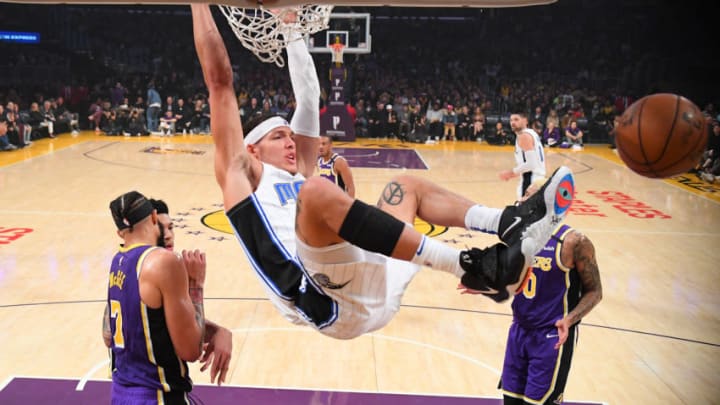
top-left (378, 181), bottom-right (404, 207)
top-left (189, 287), bottom-right (206, 347)
top-left (102, 303), bottom-right (112, 346)
top-left (567, 233), bottom-right (603, 325)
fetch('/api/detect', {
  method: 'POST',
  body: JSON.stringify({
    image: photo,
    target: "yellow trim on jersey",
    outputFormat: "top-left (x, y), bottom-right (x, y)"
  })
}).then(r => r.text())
top-left (543, 329), bottom-right (576, 404)
top-left (536, 342), bottom-right (565, 404)
top-left (135, 246), bottom-right (159, 279)
top-left (502, 390), bottom-right (525, 400)
top-left (553, 226), bottom-right (574, 319)
top-left (178, 356), bottom-right (187, 378)
top-left (118, 243), bottom-right (151, 253)
top-left (136, 246), bottom-right (171, 392)
top-left (156, 389), bottom-right (164, 404)
top-left (141, 303), bottom-right (170, 392)
top-left (554, 226), bottom-right (574, 273)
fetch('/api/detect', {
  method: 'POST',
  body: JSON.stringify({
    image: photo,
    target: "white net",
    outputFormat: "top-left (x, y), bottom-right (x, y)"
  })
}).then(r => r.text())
top-left (219, 5), bottom-right (334, 68)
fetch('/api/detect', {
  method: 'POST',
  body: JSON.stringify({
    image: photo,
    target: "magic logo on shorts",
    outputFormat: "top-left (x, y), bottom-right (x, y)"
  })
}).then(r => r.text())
top-left (313, 273), bottom-right (351, 289)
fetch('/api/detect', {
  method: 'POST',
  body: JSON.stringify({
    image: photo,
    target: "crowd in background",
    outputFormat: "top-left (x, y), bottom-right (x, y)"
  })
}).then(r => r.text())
top-left (0, 2), bottom-right (717, 178)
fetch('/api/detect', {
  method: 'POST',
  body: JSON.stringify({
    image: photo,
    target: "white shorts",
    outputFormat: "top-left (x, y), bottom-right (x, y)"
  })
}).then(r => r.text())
top-left (226, 195), bottom-right (420, 341)
top-left (296, 239), bottom-right (420, 340)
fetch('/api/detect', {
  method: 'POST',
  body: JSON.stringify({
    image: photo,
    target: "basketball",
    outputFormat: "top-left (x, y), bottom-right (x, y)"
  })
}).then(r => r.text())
top-left (615, 93), bottom-right (708, 178)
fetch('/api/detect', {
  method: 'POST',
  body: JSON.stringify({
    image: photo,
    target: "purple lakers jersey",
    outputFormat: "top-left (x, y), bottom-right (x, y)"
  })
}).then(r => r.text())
top-left (107, 244), bottom-right (192, 395)
top-left (317, 153), bottom-right (346, 191)
top-left (511, 225), bottom-right (582, 328)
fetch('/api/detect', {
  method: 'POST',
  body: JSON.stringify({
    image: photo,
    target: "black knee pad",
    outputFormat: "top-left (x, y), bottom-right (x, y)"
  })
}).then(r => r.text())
top-left (338, 200), bottom-right (406, 257)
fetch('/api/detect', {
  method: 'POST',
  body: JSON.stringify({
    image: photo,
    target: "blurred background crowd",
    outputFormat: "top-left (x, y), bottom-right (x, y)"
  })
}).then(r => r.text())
top-left (0, 0), bottom-right (717, 178)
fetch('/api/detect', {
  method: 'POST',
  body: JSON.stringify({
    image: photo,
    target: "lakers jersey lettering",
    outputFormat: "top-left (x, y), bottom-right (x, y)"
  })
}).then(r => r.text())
top-left (512, 224), bottom-right (581, 328)
top-left (317, 154), bottom-right (346, 192)
top-left (108, 270), bottom-right (126, 290)
top-left (317, 166), bottom-right (333, 178)
top-left (318, 154), bottom-right (338, 184)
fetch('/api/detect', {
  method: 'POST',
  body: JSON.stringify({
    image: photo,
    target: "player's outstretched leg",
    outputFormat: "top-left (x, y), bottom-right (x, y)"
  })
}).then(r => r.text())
top-left (458, 166), bottom-right (575, 302)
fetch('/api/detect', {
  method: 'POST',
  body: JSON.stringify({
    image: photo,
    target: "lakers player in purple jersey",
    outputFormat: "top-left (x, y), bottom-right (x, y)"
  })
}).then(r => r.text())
top-left (105, 191), bottom-right (206, 404)
top-left (317, 134), bottom-right (355, 197)
top-left (500, 182), bottom-right (602, 405)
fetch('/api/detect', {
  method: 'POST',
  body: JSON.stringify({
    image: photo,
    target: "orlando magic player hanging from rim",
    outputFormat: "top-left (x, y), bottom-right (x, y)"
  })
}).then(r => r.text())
top-left (192, 4), bottom-right (575, 339)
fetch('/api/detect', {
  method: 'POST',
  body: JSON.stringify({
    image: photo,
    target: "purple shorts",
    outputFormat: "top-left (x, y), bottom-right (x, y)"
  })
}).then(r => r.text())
top-left (500, 321), bottom-right (577, 404)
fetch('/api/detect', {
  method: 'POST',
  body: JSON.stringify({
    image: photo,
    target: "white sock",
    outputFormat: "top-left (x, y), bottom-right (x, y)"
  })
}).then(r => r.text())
top-left (464, 204), bottom-right (502, 234)
top-left (410, 235), bottom-right (465, 278)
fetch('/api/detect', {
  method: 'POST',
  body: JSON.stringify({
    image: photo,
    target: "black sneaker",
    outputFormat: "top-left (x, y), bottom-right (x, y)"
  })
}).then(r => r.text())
top-left (462, 166), bottom-right (574, 302)
top-left (461, 239), bottom-right (535, 302)
top-left (498, 166), bottom-right (574, 247)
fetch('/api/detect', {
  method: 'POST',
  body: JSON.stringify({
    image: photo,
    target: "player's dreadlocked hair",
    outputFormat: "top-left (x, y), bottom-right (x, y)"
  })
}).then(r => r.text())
top-left (109, 191), bottom-right (154, 232)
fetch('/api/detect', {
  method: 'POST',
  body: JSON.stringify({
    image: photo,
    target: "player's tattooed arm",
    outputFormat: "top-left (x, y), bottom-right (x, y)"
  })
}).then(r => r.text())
top-left (102, 303), bottom-right (112, 348)
top-left (189, 286), bottom-right (206, 350)
top-left (567, 232), bottom-right (603, 325)
top-left (183, 249), bottom-right (207, 351)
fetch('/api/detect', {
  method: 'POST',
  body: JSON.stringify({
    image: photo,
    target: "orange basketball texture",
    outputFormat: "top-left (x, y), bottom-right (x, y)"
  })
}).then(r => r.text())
top-left (615, 93), bottom-right (707, 178)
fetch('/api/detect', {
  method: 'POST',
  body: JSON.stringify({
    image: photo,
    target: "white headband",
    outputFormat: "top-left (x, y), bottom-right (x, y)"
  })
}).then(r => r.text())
top-left (245, 116), bottom-right (290, 145)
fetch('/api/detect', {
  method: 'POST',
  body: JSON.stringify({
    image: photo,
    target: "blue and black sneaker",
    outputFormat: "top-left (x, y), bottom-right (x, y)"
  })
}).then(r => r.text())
top-left (459, 166), bottom-right (575, 302)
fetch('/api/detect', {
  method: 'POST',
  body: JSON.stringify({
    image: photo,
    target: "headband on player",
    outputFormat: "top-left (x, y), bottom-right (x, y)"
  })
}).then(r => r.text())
top-left (245, 116), bottom-right (291, 145)
top-left (110, 191), bottom-right (154, 231)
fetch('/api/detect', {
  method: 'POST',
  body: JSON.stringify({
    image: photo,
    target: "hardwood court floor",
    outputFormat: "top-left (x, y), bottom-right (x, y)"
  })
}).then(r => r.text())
top-left (0, 132), bottom-right (718, 404)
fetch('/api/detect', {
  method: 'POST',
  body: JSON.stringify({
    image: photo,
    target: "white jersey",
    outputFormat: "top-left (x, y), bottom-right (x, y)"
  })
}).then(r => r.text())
top-left (227, 162), bottom-right (419, 339)
top-left (514, 128), bottom-right (547, 199)
top-left (235, 163), bottom-right (307, 324)
top-left (254, 162), bottom-right (305, 257)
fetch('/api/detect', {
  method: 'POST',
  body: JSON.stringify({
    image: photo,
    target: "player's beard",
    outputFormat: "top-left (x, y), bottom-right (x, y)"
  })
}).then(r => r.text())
top-left (156, 225), bottom-right (166, 248)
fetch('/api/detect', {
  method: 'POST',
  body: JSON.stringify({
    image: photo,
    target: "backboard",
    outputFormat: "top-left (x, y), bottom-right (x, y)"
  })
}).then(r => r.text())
top-left (307, 13), bottom-right (372, 55)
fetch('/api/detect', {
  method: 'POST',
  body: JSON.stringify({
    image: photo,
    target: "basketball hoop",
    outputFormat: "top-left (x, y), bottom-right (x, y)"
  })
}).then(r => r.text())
top-left (219, 4), bottom-right (333, 68)
top-left (330, 42), bottom-right (345, 65)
